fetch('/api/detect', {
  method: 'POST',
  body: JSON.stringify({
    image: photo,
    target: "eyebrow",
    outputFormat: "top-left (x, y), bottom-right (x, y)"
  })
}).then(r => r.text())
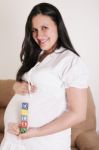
top-left (32, 27), bottom-right (37, 30)
top-left (32, 24), bottom-right (49, 29)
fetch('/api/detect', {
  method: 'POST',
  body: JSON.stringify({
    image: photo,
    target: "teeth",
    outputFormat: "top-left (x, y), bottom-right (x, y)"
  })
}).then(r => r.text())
top-left (40, 39), bottom-right (48, 44)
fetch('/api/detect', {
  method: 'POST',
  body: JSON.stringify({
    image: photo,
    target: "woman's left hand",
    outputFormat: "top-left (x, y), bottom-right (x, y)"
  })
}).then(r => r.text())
top-left (19, 127), bottom-right (39, 139)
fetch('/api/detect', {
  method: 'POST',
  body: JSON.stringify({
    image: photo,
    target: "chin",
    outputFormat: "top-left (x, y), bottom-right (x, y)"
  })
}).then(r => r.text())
top-left (40, 46), bottom-right (50, 51)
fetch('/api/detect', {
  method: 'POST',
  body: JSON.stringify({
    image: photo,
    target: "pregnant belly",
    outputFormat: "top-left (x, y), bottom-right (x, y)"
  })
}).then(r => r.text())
top-left (28, 92), bottom-right (66, 127)
top-left (4, 92), bottom-right (66, 128)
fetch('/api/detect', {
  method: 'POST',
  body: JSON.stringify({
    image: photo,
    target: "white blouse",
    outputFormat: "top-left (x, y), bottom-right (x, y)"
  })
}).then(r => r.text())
top-left (23, 46), bottom-right (88, 89)
top-left (1, 47), bottom-right (88, 150)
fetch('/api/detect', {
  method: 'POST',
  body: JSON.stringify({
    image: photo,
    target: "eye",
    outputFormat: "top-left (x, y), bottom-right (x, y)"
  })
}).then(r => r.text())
top-left (32, 28), bottom-right (37, 33)
top-left (42, 26), bottom-right (48, 30)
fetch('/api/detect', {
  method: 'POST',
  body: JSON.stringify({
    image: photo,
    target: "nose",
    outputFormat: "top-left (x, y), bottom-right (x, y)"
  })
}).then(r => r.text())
top-left (36, 31), bottom-right (44, 40)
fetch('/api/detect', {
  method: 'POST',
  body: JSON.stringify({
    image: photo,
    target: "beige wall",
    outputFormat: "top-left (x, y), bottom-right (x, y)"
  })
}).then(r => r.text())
top-left (0, 0), bottom-right (99, 131)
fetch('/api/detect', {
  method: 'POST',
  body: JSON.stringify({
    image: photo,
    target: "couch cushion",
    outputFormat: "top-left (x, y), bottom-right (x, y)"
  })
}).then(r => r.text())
top-left (0, 108), bottom-right (5, 132)
top-left (0, 80), bottom-right (15, 107)
top-left (71, 88), bottom-right (96, 147)
top-left (0, 133), bottom-right (4, 143)
top-left (76, 131), bottom-right (99, 150)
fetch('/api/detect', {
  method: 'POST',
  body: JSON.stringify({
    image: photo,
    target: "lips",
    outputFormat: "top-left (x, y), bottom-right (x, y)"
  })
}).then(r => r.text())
top-left (38, 38), bottom-right (49, 45)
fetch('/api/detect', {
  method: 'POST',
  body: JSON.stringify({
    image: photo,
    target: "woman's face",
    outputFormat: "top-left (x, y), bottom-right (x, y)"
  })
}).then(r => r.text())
top-left (32, 14), bottom-right (58, 53)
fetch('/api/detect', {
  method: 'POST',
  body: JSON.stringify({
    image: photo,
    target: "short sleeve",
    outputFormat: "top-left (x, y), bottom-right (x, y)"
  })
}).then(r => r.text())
top-left (62, 56), bottom-right (89, 89)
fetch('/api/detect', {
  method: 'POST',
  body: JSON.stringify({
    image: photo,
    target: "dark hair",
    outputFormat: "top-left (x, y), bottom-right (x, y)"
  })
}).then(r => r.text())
top-left (16, 2), bottom-right (79, 81)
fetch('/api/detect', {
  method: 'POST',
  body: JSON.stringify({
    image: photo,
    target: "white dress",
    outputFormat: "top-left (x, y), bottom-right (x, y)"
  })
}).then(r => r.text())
top-left (0, 47), bottom-right (88, 150)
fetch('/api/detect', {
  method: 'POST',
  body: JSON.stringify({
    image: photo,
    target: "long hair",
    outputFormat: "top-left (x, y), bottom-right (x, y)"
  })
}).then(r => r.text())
top-left (16, 2), bottom-right (79, 81)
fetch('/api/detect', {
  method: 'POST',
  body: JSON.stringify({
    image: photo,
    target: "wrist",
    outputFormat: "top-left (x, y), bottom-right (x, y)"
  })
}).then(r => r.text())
top-left (29, 127), bottom-right (40, 137)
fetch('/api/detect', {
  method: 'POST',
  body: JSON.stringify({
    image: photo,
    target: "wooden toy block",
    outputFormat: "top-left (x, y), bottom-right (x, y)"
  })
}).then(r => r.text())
top-left (20, 128), bottom-right (27, 133)
top-left (22, 103), bottom-right (28, 109)
top-left (21, 121), bottom-right (28, 128)
top-left (21, 109), bottom-right (28, 115)
top-left (20, 102), bottom-right (29, 133)
top-left (21, 115), bottom-right (28, 121)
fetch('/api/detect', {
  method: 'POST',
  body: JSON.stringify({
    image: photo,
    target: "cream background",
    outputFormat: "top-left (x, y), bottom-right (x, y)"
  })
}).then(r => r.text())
top-left (0, 0), bottom-right (99, 131)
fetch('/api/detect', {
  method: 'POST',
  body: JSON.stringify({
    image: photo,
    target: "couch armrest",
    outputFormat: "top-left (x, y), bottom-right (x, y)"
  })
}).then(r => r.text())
top-left (76, 130), bottom-right (99, 150)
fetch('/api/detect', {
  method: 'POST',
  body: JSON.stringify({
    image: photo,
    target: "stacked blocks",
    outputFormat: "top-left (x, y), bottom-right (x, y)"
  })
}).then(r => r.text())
top-left (20, 102), bottom-right (28, 133)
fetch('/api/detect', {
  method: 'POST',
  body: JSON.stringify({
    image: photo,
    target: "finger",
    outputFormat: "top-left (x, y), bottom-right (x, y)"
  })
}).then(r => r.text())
top-left (21, 90), bottom-right (29, 95)
top-left (8, 123), bottom-right (20, 134)
top-left (31, 85), bottom-right (37, 92)
top-left (22, 85), bottom-right (28, 91)
top-left (22, 81), bottom-right (28, 86)
top-left (19, 133), bottom-right (28, 139)
top-left (17, 86), bottom-right (29, 94)
top-left (8, 122), bottom-right (17, 128)
top-left (8, 128), bottom-right (20, 135)
top-left (22, 83), bottom-right (29, 90)
top-left (8, 129), bottom-right (18, 135)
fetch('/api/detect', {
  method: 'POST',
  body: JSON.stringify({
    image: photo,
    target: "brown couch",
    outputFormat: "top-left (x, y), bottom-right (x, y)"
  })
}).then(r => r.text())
top-left (0, 79), bottom-right (99, 149)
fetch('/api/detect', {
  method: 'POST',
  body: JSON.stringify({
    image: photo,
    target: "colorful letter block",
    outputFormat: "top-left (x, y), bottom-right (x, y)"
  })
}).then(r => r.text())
top-left (20, 102), bottom-right (29, 133)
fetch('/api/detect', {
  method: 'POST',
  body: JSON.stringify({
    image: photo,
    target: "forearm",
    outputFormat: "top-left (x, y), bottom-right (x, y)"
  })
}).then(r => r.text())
top-left (36, 110), bottom-right (85, 137)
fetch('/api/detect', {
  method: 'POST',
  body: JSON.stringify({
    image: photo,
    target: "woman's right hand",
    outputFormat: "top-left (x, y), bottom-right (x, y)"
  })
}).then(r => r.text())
top-left (8, 122), bottom-right (20, 135)
top-left (13, 81), bottom-right (37, 95)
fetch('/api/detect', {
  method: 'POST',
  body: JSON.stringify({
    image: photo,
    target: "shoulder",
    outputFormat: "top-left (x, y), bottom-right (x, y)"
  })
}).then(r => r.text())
top-left (61, 48), bottom-right (86, 68)
top-left (55, 47), bottom-right (79, 61)
top-left (54, 47), bottom-right (88, 75)
top-left (55, 47), bottom-right (80, 67)
top-left (60, 49), bottom-right (89, 88)
top-left (57, 48), bottom-right (88, 74)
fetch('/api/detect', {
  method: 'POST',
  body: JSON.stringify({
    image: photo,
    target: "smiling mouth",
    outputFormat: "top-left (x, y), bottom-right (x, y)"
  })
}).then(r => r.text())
top-left (39, 39), bottom-right (49, 45)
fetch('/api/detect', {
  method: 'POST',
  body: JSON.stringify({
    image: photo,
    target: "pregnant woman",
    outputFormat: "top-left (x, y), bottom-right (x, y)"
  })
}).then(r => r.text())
top-left (1, 3), bottom-right (88, 150)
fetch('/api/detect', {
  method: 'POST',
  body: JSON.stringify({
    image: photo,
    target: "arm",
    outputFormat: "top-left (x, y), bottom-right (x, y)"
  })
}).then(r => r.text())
top-left (19, 87), bottom-right (88, 139)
